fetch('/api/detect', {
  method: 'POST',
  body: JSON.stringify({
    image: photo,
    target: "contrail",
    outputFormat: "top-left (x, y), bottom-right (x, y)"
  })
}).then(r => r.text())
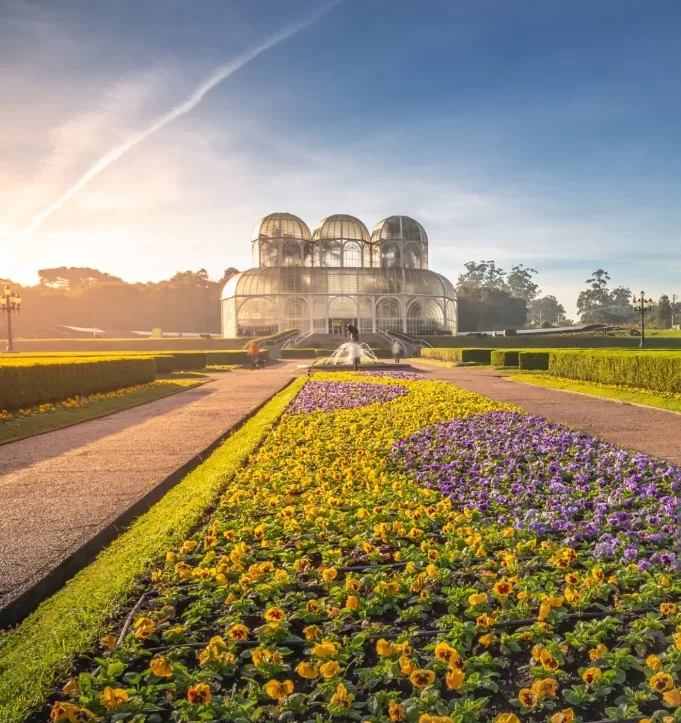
top-left (2, 1), bottom-right (339, 253)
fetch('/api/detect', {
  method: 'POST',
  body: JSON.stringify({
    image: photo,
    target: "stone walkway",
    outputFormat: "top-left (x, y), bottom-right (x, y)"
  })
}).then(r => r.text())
top-left (0, 365), bottom-right (300, 617)
top-left (411, 362), bottom-right (681, 466)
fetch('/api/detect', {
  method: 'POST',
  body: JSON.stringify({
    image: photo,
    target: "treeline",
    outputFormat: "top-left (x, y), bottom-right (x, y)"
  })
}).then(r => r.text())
top-left (1, 267), bottom-right (239, 338)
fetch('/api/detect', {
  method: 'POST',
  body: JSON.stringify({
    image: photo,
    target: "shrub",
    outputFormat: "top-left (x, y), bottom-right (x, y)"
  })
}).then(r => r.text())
top-left (519, 351), bottom-right (550, 371)
top-left (548, 350), bottom-right (681, 392)
top-left (0, 357), bottom-right (156, 411)
top-left (170, 352), bottom-right (207, 370)
top-left (491, 350), bottom-right (520, 368)
top-left (421, 348), bottom-right (492, 365)
top-left (152, 355), bottom-right (175, 375)
top-left (206, 350), bottom-right (269, 365)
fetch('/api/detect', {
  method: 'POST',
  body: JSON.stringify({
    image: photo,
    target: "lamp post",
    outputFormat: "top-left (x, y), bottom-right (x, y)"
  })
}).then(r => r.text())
top-left (1, 285), bottom-right (22, 353)
top-left (632, 290), bottom-right (653, 349)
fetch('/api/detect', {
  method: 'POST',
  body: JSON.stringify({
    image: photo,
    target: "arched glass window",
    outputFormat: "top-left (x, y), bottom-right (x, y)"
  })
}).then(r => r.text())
top-left (283, 297), bottom-right (308, 328)
top-left (260, 241), bottom-right (279, 267)
top-left (328, 296), bottom-right (357, 318)
top-left (237, 297), bottom-right (277, 336)
top-left (281, 240), bottom-right (303, 266)
top-left (322, 240), bottom-right (342, 267)
top-left (376, 297), bottom-right (402, 331)
top-left (343, 241), bottom-right (362, 268)
top-left (403, 244), bottom-right (423, 269)
top-left (381, 242), bottom-right (400, 269)
top-left (406, 299), bottom-right (422, 334)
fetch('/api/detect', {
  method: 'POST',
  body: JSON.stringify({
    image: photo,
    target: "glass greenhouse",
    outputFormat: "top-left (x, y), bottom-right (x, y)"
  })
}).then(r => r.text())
top-left (221, 213), bottom-right (457, 337)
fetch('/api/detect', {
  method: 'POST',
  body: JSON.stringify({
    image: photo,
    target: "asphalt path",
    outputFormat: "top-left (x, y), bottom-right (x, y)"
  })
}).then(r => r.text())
top-left (0, 365), bottom-right (299, 616)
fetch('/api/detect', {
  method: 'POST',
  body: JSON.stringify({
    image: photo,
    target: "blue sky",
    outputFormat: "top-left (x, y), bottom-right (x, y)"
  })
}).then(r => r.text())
top-left (2, 0), bottom-right (681, 315)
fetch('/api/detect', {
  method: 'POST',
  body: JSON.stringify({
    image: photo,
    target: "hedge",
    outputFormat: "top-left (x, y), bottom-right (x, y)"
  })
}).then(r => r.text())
top-left (206, 350), bottom-right (269, 365)
top-left (491, 350), bottom-right (520, 368)
top-left (151, 354), bottom-right (175, 375)
top-left (548, 350), bottom-right (681, 392)
top-left (169, 352), bottom-right (207, 370)
top-left (0, 357), bottom-right (156, 411)
top-left (519, 351), bottom-right (550, 371)
top-left (247, 329), bottom-right (298, 348)
top-left (421, 348), bottom-right (492, 365)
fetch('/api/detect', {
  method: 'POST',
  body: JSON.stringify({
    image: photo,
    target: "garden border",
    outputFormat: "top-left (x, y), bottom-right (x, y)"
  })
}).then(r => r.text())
top-left (0, 376), bottom-right (304, 723)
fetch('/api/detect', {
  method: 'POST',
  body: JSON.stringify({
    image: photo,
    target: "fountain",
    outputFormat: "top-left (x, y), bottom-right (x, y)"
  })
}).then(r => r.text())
top-left (324, 342), bottom-right (382, 366)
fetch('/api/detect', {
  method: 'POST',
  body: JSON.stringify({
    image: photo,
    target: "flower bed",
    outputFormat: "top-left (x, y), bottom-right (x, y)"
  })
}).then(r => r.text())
top-left (286, 380), bottom-right (408, 415)
top-left (47, 374), bottom-right (681, 723)
top-left (392, 411), bottom-right (680, 567)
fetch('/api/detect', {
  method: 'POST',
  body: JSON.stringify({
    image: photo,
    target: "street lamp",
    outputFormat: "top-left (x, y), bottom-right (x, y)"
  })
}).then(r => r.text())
top-left (632, 290), bottom-right (653, 349)
top-left (0, 285), bottom-right (22, 353)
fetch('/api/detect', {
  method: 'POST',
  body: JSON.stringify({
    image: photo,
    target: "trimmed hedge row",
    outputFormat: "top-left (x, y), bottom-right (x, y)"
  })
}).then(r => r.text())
top-left (519, 351), bottom-right (550, 371)
top-left (548, 350), bottom-right (681, 392)
top-left (206, 350), bottom-right (268, 366)
top-left (421, 347), bottom-right (492, 365)
top-left (0, 357), bottom-right (156, 411)
top-left (490, 350), bottom-right (519, 368)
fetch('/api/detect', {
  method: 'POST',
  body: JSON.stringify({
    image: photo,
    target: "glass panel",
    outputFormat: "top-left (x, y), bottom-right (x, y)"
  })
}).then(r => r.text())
top-left (261, 241), bottom-right (279, 267)
top-left (381, 242), bottom-right (400, 269)
top-left (281, 241), bottom-right (303, 266)
top-left (236, 297), bottom-right (277, 336)
top-left (322, 240), bottom-right (342, 267)
top-left (376, 297), bottom-right (402, 332)
top-left (343, 241), bottom-right (362, 267)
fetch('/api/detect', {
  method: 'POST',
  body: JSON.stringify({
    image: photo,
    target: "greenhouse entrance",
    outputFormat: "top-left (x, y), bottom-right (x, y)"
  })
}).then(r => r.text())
top-left (329, 318), bottom-right (356, 335)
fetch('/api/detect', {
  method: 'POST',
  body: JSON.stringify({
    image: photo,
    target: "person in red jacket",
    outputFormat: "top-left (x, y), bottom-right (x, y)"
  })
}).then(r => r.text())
top-left (247, 340), bottom-right (263, 369)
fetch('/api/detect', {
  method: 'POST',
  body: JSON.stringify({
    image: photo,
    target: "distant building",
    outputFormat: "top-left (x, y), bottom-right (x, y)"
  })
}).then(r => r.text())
top-left (221, 213), bottom-right (457, 337)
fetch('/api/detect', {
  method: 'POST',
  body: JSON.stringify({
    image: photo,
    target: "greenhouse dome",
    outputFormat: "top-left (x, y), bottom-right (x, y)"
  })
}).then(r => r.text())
top-left (222, 213), bottom-right (456, 337)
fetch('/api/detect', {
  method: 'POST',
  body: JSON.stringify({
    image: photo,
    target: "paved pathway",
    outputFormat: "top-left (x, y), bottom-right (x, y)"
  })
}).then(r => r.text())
top-left (0, 365), bottom-right (300, 615)
top-left (411, 363), bottom-right (681, 466)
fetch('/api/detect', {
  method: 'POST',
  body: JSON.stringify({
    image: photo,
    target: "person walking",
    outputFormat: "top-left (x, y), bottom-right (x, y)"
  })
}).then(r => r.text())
top-left (349, 339), bottom-right (362, 371)
top-left (346, 323), bottom-right (360, 342)
top-left (392, 339), bottom-right (402, 363)
top-left (247, 340), bottom-right (262, 369)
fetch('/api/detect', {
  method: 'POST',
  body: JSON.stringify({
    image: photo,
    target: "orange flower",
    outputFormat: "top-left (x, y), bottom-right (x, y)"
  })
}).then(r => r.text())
top-left (494, 715), bottom-right (520, 723)
top-left (376, 638), bottom-right (395, 657)
top-left (312, 640), bottom-right (339, 657)
top-left (550, 710), bottom-right (575, 723)
top-left (494, 580), bottom-right (513, 596)
top-left (588, 643), bottom-right (608, 661)
top-left (646, 654), bottom-right (663, 670)
top-left (650, 672), bottom-right (674, 692)
top-left (100, 634), bottom-right (116, 650)
top-left (582, 667), bottom-right (602, 686)
top-left (264, 679), bottom-right (294, 700)
top-left (410, 669), bottom-right (435, 688)
top-left (227, 623), bottom-right (249, 641)
top-left (102, 687), bottom-right (128, 711)
top-left (264, 607), bottom-right (286, 622)
top-left (389, 700), bottom-right (406, 721)
top-left (540, 650), bottom-right (559, 671)
top-left (663, 689), bottom-right (681, 706)
top-left (434, 641), bottom-right (461, 666)
top-left (661, 602), bottom-right (677, 615)
top-left (296, 661), bottom-right (319, 679)
top-left (320, 660), bottom-right (341, 678)
top-left (346, 595), bottom-right (359, 610)
top-left (322, 567), bottom-right (338, 580)
top-left (330, 682), bottom-right (354, 708)
top-left (303, 625), bottom-right (321, 640)
top-left (187, 682), bottom-right (212, 705)
top-left (446, 667), bottom-right (464, 690)
top-left (149, 656), bottom-right (173, 678)
top-left (532, 678), bottom-right (558, 697)
top-left (518, 688), bottom-right (538, 708)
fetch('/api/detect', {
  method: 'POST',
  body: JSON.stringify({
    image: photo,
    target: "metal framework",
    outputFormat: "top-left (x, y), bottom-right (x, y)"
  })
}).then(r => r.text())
top-left (222, 213), bottom-right (457, 337)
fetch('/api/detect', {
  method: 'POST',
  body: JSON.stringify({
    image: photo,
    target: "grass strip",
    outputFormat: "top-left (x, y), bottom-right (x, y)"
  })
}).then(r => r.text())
top-left (0, 378), bottom-right (204, 446)
top-left (0, 376), bottom-right (304, 723)
top-left (510, 372), bottom-right (681, 414)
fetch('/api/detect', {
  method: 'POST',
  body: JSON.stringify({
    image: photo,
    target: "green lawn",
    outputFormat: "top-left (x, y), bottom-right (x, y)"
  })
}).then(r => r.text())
top-left (0, 377), bottom-right (204, 445)
top-left (510, 372), bottom-right (681, 414)
top-left (0, 377), bottom-right (304, 723)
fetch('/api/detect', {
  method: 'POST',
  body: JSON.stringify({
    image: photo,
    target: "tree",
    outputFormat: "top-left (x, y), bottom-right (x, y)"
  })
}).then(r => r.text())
top-left (457, 261), bottom-right (508, 292)
top-left (38, 267), bottom-right (122, 290)
top-left (654, 294), bottom-right (672, 329)
top-left (507, 265), bottom-right (540, 302)
top-left (576, 270), bottom-right (634, 324)
top-left (527, 295), bottom-right (566, 327)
